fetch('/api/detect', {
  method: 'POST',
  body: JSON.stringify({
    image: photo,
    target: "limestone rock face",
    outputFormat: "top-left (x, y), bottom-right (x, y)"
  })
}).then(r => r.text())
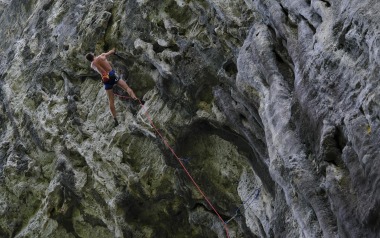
top-left (0, 0), bottom-right (379, 237)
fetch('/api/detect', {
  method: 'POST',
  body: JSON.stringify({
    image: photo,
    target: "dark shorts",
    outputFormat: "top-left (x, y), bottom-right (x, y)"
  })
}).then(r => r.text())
top-left (103, 70), bottom-right (119, 90)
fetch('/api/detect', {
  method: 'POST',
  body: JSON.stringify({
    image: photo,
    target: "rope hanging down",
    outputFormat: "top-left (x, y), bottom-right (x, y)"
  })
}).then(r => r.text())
top-left (224, 187), bottom-right (261, 224)
top-left (114, 90), bottom-right (230, 238)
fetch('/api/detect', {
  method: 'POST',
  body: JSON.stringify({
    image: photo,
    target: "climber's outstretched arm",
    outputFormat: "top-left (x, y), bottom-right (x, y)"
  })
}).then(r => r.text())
top-left (102, 48), bottom-right (116, 58)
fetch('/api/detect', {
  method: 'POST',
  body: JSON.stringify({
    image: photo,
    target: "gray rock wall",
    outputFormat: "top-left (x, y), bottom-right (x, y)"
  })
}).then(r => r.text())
top-left (0, 0), bottom-right (379, 237)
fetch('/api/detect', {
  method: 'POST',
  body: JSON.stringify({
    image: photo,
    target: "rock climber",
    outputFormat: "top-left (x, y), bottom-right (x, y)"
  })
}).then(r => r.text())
top-left (85, 48), bottom-right (137, 127)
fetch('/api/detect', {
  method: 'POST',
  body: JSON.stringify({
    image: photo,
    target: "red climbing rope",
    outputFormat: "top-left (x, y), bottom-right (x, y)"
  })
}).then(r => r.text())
top-left (114, 91), bottom-right (230, 238)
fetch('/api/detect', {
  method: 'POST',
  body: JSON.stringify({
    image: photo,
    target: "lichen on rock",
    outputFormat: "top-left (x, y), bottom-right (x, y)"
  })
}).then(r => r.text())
top-left (0, 0), bottom-right (379, 237)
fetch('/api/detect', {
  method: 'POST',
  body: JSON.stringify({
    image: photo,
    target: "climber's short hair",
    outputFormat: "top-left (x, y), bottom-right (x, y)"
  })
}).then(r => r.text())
top-left (86, 53), bottom-right (94, 62)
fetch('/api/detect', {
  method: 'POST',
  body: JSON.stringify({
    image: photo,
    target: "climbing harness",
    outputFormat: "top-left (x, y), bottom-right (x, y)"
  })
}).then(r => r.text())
top-left (113, 89), bottom-right (230, 238)
top-left (102, 73), bottom-right (110, 82)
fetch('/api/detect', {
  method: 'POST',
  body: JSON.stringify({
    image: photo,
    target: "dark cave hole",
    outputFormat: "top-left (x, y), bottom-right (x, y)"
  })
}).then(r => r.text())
top-left (334, 126), bottom-right (347, 153)
top-left (153, 41), bottom-right (180, 54)
top-left (320, 0), bottom-right (331, 7)
top-left (153, 42), bottom-right (166, 53)
top-left (222, 59), bottom-right (237, 77)
top-left (42, 0), bottom-right (54, 11)
top-left (169, 43), bottom-right (180, 52)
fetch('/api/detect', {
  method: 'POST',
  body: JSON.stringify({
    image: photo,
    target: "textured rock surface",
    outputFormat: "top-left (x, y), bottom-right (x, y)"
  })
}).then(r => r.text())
top-left (0, 0), bottom-right (379, 237)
